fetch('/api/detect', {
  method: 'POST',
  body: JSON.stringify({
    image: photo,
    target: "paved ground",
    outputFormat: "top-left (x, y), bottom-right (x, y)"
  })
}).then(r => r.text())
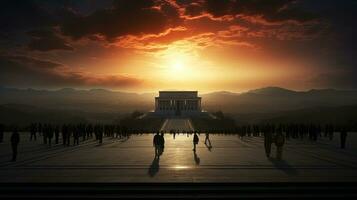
top-left (0, 131), bottom-right (356, 182)
top-left (160, 118), bottom-right (194, 132)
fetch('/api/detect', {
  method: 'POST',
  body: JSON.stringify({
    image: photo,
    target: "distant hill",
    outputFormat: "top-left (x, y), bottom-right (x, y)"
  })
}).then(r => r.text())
top-left (202, 86), bottom-right (357, 114)
top-left (1, 86), bottom-right (357, 125)
top-left (0, 87), bottom-right (155, 113)
top-left (261, 105), bottom-right (357, 125)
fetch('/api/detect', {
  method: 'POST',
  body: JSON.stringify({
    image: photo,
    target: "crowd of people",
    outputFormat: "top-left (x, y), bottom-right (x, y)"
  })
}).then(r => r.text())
top-left (28, 123), bottom-right (131, 147)
top-left (0, 122), bottom-right (352, 162)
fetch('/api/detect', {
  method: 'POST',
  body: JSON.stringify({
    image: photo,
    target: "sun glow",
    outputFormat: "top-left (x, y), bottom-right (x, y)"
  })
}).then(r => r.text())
top-left (172, 60), bottom-right (184, 71)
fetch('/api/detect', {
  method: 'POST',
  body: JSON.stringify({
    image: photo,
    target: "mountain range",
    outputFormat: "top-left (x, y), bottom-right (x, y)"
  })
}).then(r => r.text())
top-left (1, 86), bottom-right (357, 125)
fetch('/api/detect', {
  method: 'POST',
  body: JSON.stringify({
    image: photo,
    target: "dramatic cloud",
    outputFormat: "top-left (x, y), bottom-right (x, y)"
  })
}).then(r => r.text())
top-left (27, 29), bottom-right (74, 51)
top-left (0, 0), bottom-right (357, 91)
top-left (0, 56), bottom-right (141, 88)
top-left (61, 0), bottom-right (182, 41)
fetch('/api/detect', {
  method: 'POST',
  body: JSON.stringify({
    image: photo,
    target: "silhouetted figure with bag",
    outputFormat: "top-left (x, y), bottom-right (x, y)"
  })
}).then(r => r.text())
top-left (340, 129), bottom-right (347, 149)
top-left (193, 133), bottom-right (199, 152)
top-left (11, 128), bottom-right (20, 162)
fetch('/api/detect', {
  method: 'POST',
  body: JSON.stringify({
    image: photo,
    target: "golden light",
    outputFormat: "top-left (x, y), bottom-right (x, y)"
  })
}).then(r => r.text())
top-left (172, 60), bottom-right (184, 71)
top-left (172, 165), bottom-right (190, 170)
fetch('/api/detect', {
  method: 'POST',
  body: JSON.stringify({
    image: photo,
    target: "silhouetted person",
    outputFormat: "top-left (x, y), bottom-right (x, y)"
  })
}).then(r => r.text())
top-left (193, 133), bottom-right (199, 152)
top-left (98, 130), bottom-right (103, 144)
top-left (204, 133), bottom-right (211, 147)
top-left (11, 128), bottom-right (20, 162)
top-left (29, 123), bottom-right (37, 141)
top-left (0, 124), bottom-right (4, 143)
top-left (275, 133), bottom-right (285, 160)
top-left (158, 132), bottom-right (165, 156)
top-left (54, 125), bottom-right (60, 144)
top-left (42, 124), bottom-right (47, 144)
top-left (73, 128), bottom-right (79, 145)
top-left (153, 132), bottom-right (160, 158)
top-left (62, 125), bottom-right (68, 146)
top-left (340, 129), bottom-right (347, 149)
top-left (47, 125), bottom-right (53, 147)
top-left (264, 131), bottom-right (273, 158)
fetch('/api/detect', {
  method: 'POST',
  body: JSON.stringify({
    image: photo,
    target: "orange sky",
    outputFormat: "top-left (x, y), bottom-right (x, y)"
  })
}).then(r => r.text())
top-left (1, 0), bottom-right (356, 92)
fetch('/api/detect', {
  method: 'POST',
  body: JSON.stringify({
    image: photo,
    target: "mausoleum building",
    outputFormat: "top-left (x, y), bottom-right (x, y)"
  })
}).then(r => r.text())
top-left (154, 91), bottom-right (202, 116)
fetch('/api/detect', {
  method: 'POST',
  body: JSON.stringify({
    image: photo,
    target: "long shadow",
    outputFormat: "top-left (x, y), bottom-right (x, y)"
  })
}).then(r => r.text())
top-left (194, 151), bottom-right (200, 165)
top-left (205, 142), bottom-right (212, 152)
top-left (148, 157), bottom-right (160, 177)
top-left (268, 157), bottom-right (299, 176)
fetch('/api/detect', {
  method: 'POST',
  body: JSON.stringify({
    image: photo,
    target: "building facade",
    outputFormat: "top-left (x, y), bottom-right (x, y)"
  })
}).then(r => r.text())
top-left (155, 91), bottom-right (202, 116)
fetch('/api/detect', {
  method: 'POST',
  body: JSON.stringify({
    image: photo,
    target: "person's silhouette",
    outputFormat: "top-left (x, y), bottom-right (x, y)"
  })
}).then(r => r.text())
top-left (55, 125), bottom-right (59, 144)
top-left (193, 133), bottom-right (199, 152)
top-left (204, 133), bottom-right (211, 147)
top-left (47, 125), bottom-right (53, 147)
top-left (11, 128), bottom-right (20, 162)
top-left (0, 124), bottom-right (4, 143)
top-left (275, 133), bottom-right (285, 160)
top-left (29, 123), bottom-right (37, 141)
top-left (340, 129), bottom-right (347, 149)
top-left (264, 131), bottom-right (273, 158)
top-left (153, 132), bottom-right (160, 158)
top-left (159, 132), bottom-right (165, 156)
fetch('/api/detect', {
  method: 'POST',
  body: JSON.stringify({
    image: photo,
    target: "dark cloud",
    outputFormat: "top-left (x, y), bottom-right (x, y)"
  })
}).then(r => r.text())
top-left (184, 3), bottom-right (205, 17)
top-left (0, 55), bottom-right (141, 88)
top-left (311, 71), bottom-right (357, 89)
top-left (0, 0), bottom-right (55, 33)
top-left (61, 0), bottom-right (182, 41)
top-left (179, 0), bottom-right (315, 23)
top-left (204, 0), bottom-right (233, 17)
top-left (4, 55), bottom-right (63, 69)
top-left (27, 29), bottom-right (73, 51)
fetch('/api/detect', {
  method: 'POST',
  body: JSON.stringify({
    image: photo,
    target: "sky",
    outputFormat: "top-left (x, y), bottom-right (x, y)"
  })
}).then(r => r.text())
top-left (1, 0), bottom-right (357, 93)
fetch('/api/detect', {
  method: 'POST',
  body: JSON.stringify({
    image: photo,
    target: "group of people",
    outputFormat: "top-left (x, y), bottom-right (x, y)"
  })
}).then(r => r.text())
top-left (0, 122), bottom-right (352, 162)
top-left (28, 123), bottom-right (131, 146)
top-left (1, 123), bottom-right (132, 162)
top-left (263, 132), bottom-right (286, 160)
top-left (199, 123), bottom-right (350, 141)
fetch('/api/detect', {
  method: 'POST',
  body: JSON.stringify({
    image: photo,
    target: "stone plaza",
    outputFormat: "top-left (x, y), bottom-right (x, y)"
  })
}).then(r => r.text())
top-left (0, 119), bottom-right (356, 182)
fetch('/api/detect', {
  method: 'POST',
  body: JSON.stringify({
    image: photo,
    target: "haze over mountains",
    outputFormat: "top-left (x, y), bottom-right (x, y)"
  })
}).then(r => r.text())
top-left (1, 86), bottom-right (357, 125)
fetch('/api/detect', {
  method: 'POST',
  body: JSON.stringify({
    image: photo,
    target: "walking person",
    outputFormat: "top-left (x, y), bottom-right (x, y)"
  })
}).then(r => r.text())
top-left (29, 123), bottom-right (37, 141)
top-left (275, 132), bottom-right (285, 160)
top-left (340, 128), bottom-right (347, 149)
top-left (11, 128), bottom-right (20, 162)
top-left (42, 124), bottom-right (48, 144)
top-left (204, 133), bottom-right (211, 146)
top-left (0, 124), bottom-right (4, 143)
top-left (264, 131), bottom-right (273, 158)
top-left (159, 132), bottom-right (165, 156)
top-left (153, 132), bottom-right (160, 158)
top-left (193, 132), bottom-right (199, 152)
top-left (47, 125), bottom-right (54, 147)
top-left (55, 125), bottom-right (60, 144)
